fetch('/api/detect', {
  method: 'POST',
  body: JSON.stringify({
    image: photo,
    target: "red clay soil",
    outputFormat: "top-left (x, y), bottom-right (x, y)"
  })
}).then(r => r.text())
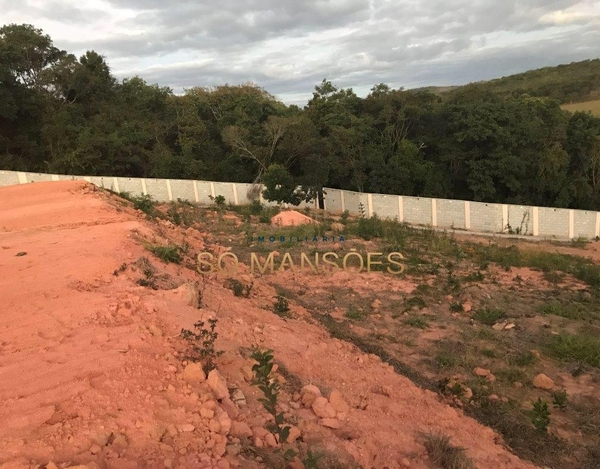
top-left (271, 211), bottom-right (318, 227)
top-left (0, 181), bottom-right (538, 469)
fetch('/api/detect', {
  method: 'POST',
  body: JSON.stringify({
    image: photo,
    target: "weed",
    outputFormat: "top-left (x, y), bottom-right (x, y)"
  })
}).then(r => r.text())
top-left (302, 450), bottom-right (324, 469)
top-left (273, 295), bottom-right (292, 318)
top-left (422, 431), bottom-right (475, 469)
top-left (531, 398), bottom-right (551, 432)
top-left (132, 194), bottom-right (155, 215)
top-left (463, 271), bottom-right (485, 282)
top-left (546, 333), bottom-right (600, 367)
top-left (552, 390), bottom-right (568, 410)
top-left (405, 296), bottom-right (427, 310)
top-left (434, 351), bottom-right (458, 370)
top-left (250, 348), bottom-right (297, 461)
top-left (495, 368), bottom-right (527, 384)
top-left (403, 316), bottom-right (428, 329)
top-left (472, 308), bottom-right (506, 326)
top-left (340, 210), bottom-right (350, 224)
top-left (481, 349), bottom-right (497, 358)
top-left (344, 305), bottom-right (366, 320)
top-left (450, 302), bottom-right (464, 313)
top-left (509, 351), bottom-right (537, 367)
top-left (210, 194), bottom-right (227, 209)
top-left (180, 319), bottom-right (224, 374)
top-left (149, 244), bottom-right (183, 264)
top-left (113, 262), bottom-right (127, 276)
top-left (543, 271), bottom-right (565, 285)
top-left (227, 278), bottom-right (252, 298)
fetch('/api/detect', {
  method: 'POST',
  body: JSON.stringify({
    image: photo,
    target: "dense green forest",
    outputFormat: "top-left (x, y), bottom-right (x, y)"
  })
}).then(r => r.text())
top-left (2, 24), bottom-right (600, 209)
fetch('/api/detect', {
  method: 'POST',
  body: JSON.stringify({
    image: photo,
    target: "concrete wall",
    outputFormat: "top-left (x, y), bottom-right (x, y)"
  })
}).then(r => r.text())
top-left (1, 170), bottom-right (598, 240)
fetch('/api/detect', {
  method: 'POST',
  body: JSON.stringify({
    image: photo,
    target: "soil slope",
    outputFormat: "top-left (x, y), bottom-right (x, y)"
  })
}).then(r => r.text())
top-left (0, 181), bottom-right (538, 469)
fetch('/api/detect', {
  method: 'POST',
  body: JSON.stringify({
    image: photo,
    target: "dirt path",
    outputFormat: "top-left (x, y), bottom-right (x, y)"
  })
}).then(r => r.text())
top-left (0, 181), bottom-right (539, 469)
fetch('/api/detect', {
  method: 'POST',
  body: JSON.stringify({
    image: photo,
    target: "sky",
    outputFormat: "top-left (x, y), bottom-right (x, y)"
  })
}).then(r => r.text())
top-left (2, 0), bottom-right (600, 105)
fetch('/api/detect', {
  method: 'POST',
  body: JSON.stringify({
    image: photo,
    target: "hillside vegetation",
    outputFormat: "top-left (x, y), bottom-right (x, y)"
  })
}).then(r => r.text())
top-left (440, 59), bottom-right (600, 104)
top-left (1, 24), bottom-right (600, 211)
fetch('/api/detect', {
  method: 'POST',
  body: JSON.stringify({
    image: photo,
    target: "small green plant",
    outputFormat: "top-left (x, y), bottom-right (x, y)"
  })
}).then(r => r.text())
top-left (344, 305), bottom-right (366, 320)
top-left (227, 278), bottom-right (252, 298)
top-left (180, 319), bottom-right (224, 374)
top-left (132, 194), bottom-right (155, 215)
top-left (210, 194), bottom-right (227, 209)
top-left (530, 398), bottom-right (551, 432)
top-left (302, 450), bottom-right (324, 468)
top-left (552, 390), bottom-right (568, 410)
top-left (167, 203), bottom-right (182, 225)
top-left (472, 308), bottom-right (506, 326)
top-left (547, 333), bottom-right (600, 367)
top-left (422, 431), bottom-right (475, 469)
top-left (340, 210), bottom-right (350, 224)
top-left (250, 348), bottom-right (297, 461)
top-left (509, 351), bottom-right (537, 367)
top-left (450, 302), bottom-right (464, 313)
top-left (403, 316), bottom-right (428, 329)
top-left (273, 295), bottom-right (292, 318)
top-left (149, 244), bottom-right (182, 264)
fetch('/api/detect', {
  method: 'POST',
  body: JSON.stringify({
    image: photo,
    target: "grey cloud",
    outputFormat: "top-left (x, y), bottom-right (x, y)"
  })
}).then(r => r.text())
top-left (4, 0), bottom-right (600, 105)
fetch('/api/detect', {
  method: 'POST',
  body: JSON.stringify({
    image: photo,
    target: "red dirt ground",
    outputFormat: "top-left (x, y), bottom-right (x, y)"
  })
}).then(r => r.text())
top-left (0, 181), bottom-right (539, 469)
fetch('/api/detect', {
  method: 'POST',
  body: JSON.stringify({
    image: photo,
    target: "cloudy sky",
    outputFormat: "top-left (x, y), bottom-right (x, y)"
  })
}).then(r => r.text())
top-left (2, 0), bottom-right (600, 104)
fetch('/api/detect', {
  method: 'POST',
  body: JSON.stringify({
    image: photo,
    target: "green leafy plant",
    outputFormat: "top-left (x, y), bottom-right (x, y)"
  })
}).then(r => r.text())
top-left (531, 398), bottom-right (551, 432)
top-left (132, 194), bottom-right (155, 215)
top-left (552, 390), bottom-right (568, 409)
top-left (273, 295), bottom-right (292, 318)
top-left (250, 348), bottom-right (296, 461)
top-left (302, 450), bottom-right (324, 468)
top-left (150, 244), bottom-right (182, 264)
top-left (210, 194), bottom-right (227, 209)
top-left (472, 308), bottom-right (506, 325)
top-left (227, 278), bottom-right (253, 298)
top-left (180, 319), bottom-right (224, 374)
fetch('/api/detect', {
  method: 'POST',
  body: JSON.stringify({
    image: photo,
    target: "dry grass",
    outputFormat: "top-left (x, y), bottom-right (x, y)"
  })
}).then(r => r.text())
top-left (422, 431), bottom-right (476, 469)
top-left (561, 99), bottom-right (600, 116)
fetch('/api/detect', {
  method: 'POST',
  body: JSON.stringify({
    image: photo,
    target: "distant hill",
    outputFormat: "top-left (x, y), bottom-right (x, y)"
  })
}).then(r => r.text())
top-left (417, 59), bottom-right (600, 105)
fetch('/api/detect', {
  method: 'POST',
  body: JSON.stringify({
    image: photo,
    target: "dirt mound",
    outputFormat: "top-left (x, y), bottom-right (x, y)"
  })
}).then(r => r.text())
top-left (271, 210), bottom-right (318, 227)
top-left (0, 181), bottom-right (538, 469)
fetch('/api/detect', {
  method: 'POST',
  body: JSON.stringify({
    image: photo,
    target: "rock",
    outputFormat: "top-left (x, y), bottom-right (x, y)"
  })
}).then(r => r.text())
top-left (264, 433), bottom-right (278, 447)
top-left (372, 385), bottom-right (393, 397)
top-left (504, 323), bottom-right (516, 330)
top-left (488, 394), bottom-right (500, 402)
top-left (514, 382), bottom-right (523, 388)
top-left (463, 387), bottom-right (473, 400)
top-left (530, 349), bottom-right (541, 359)
top-left (240, 366), bottom-right (254, 382)
top-left (400, 458), bottom-right (412, 468)
top-left (231, 388), bottom-right (247, 407)
top-left (371, 299), bottom-right (382, 311)
top-left (287, 426), bottom-right (301, 443)
top-left (319, 418), bottom-right (340, 429)
top-left (301, 385), bottom-right (322, 407)
top-left (486, 373), bottom-right (496, 383)
top-left (473, 367), bottom-right (491, 377)
top-left (220, 398), bottom-right (240, 419)
top-left (46, 464), bottom-right (59, 469)
top-left (462, 303), bottom-right (472, 313)
top-left (200, 407), bottom-right (215, 419)
top-left (163, 460), bottom-right (173, 469)
top-left (207, 370), bottom-right (229, 400)
top-left (312, 397), bottom-right (337, 418)
top-left (230, 421), bottom-right (253, 439)
top-left (218, 412), bottom-right (232, 435)
top-left (179, 424), bottom-right (195, 433)
top-left (182, 363), bottom-right (206, 383)
top-left (533, 373), bottom-right (554, 390)
top-left (492, 322), bottom-right (508, 331)
top-left (89, 444), bottom-right (102, 455)
top-left (328, 389), bottom-right (350, 413)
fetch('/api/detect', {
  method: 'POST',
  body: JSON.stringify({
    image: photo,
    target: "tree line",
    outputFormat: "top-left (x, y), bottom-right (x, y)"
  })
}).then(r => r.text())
top-left (2, 24), bottom-right (600, 209)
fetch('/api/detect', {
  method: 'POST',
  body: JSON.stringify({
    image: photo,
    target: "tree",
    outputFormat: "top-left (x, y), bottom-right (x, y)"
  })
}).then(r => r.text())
top-left (262, 164), bottom-right (311, 206)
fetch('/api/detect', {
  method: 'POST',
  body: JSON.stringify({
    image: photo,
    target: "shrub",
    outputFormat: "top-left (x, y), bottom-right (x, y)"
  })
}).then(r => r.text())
top-left (552, 390), bottom-right (568, 409)
top-left (132, 194), bottom-right (155, 215)
top-left (149, 244), bottom-right (182, 264)
top-left (472, 308), bottom-right (506, 325)
top-left (180, 319), bottom-right (224, 374)
top-left (273, 295), bottom-right (292, 318)
top-left (422, 431), bottom-right (475, 469)
top-left (531, 398), bottom-right (551, 432)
